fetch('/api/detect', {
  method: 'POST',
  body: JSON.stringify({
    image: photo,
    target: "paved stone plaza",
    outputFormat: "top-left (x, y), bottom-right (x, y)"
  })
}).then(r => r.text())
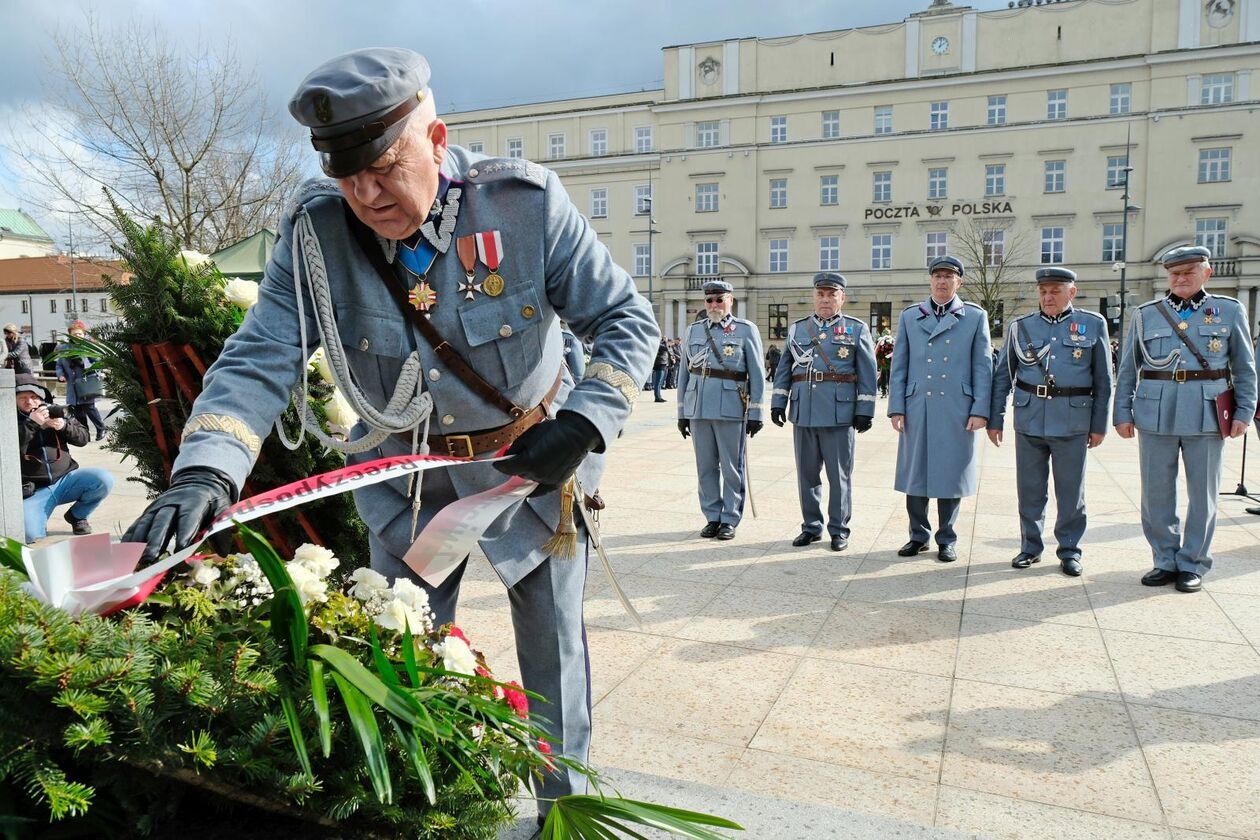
top-left (55, 396), bottom-right (1260, 839)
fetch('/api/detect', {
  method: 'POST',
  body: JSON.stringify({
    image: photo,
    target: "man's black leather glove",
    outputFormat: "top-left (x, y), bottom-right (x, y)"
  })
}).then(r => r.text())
top-left (22, 481), bottom-right (35, 499)
top-left (747, 420), bottom-right (763, 437)
top-left (677, 419), bottom-right (690, 439)
top-left (123, 466), bottom-right (238, 563)
top-left (854, 415), bottom-right (873, 434)
top-left (494, 410), bottom-right (602, 489)
top-left (770, 407), bottom-right (786, 427)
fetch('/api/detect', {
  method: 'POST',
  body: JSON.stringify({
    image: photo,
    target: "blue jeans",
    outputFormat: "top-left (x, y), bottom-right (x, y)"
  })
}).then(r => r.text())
top-left (652, 368), bottom-right (667, 400)
top-left (23, 467), bottom-right (115, 539)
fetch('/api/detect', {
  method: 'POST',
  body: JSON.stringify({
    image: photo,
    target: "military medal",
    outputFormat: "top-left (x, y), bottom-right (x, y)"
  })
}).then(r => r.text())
top-left (1209, 337), bottom-right (1223, 353)
top-left (839, 347), bottom-right (850, 359)
top-left (1178, 321), bottom-right (1188, 330)
top-left (722, 345), bottom-right (735, 357)
top-left (408, 281), bottom-right (438, 315)
top-left (1072, 348), bottom-right (1083, 360)
top-left (455, 235), bottom-right (481, 300)
top-left (475, 230), bottom-right (505, 296)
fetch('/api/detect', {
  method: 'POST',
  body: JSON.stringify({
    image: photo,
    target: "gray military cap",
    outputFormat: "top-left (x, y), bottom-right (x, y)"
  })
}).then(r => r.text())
top-left (289, 47), bottom-right (431, 178)
top-left (702, 279), bottom-right (734, 295)
top-left (1161, 245), bottom-right (1212, 268)
top-left (928, 255), bottom-right (964, 277)
top-left (813, 272), bottom-right (847, 290)
top-left (1035, 266), bottom-right (1077, 283)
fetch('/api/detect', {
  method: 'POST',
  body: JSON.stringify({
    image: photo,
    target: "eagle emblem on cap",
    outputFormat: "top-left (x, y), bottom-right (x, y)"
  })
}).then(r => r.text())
top-left (314, 93), bottom-right (333, 124)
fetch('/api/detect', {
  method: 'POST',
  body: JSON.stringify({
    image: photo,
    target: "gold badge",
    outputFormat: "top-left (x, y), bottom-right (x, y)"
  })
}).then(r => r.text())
top-left (722, 345), bottom-right (735, 357)
top-left (1178, 321), bottom-right (1188, 331)
top-left (838, 347), bottom-right (850, 359)
top-left (483, 273), bottom-right (505, 297)
top-left (521, 305), bottom-right (536, 318)
top-left (1072, 348), bottom-right (1083, 360)
top-left (1208, 338), bottom-right (1223, 353)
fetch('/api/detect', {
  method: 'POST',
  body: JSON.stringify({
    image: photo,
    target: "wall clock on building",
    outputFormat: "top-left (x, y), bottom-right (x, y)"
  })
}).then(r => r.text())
top-left (931, 36), bottom-right (950, 55)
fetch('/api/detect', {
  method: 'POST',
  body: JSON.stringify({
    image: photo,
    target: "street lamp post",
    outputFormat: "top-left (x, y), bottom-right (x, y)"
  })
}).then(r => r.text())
top-left (644, 188), bottom-right (659, 330)
top-left (1116, 129), bottom-right (1139, 345)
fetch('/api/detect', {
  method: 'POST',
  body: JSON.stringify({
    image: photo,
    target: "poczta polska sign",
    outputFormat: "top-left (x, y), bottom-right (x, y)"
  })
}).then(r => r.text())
top-left (864, 200), bottom-right (1014, 220)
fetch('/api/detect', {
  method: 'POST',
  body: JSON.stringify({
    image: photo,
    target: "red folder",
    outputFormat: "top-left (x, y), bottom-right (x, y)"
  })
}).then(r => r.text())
top-left (1216, 388), bottom-right (1236, 439)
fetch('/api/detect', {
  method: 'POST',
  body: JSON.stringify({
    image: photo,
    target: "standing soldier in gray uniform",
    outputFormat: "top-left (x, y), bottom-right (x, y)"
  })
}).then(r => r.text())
top-left (770, 272), bottom-right (877, 551)
top-left (988, 267), bottom-right (1113, 576)
top-left (676, 279), bottom-right (765, 540)
top-left (1114, 245), bottom-right (1256, 593)
top-left (888, 255), bottom-right (993, 563)
top-left (121, 48), bottom-right (658, 815)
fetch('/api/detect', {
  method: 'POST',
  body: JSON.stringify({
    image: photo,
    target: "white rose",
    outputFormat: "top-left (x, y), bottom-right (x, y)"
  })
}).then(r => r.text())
top-left (349, 567), bottom-right (390, 601)
top-left (223, 277), bottom-right (260, 309)
top-left (374, 598), bottom-right (427, 634)
top-left (292, 543), bottom-right (338, 579)
top-left (324, 388), bottom-right (359, 430)
top-left (179, 250), bottom-right (211, 269)
top-left (308, 347), bottom-right (335, 383)
top-left (286, 561), bottom-right (328, 605)
top-left (436, 635), bottom-right (478, 676)
top-left (191, 561), bottom-right (221, 586)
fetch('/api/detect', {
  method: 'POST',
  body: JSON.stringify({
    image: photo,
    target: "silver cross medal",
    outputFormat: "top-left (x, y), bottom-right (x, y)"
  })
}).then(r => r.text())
top-left (458, 274), bottom-right (482, 300)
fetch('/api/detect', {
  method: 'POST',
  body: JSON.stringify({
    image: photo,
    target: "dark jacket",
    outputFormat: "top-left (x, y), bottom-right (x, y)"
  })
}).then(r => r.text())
top-left (54, 347), bottom-right (99, 405)
top-left (4, 335), bottom-right (34, 374)
top-left (17, 376), bottom-right (89, 489)
top-left (653, 340), bottom-right (672, 370)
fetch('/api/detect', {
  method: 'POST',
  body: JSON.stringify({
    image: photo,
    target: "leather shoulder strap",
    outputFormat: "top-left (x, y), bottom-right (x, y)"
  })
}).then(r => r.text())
top-left (1154, 301), bottom-right (1212, 371)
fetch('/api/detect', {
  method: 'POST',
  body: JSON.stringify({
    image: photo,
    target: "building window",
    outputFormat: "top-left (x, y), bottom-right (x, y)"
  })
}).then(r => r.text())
top-left (695, 182), bottom-right (719, 212)
top-left (1195, 218), bottom-right (1228, 257)
top-left (769, 238), bottom-right (789, 273)
top-left (1110, 83), bottom-right (1132, 115)
top-left (633, 243), bottom-right (652, 277)
top-left (467, 141), bottom-right (484, 154)
top-left (872, 170), bottom-right (892, 203)
top-left (925, 231), bottom-right (948, 265)
top-left (1044, 159), bottom-right (1066, 193)
top-left (589, 129), bottom-right (608, 156)
top-left (768, 303), bottom-right (790, 340)
top-left (982, 229), bottom-right (1005, 267)
top-left (1040, 227), bottom-right (1065, 264)
top-left (81, 298), bottom-right (88, 312)
top-left (1102, 223), bottom-right (1124, 262)
top-left (506, 137), bottom-right (523, 158)
top-left (696, 120), bottom-right (721, 148)
top-left (821, 110), bottom-right (840, 139)
top-left (987, 95), bottom-right (1007, 126)
top-left (927, 167), bottom-right (947, 199)
top-left (1201, 73), bottom-right (1234, 105)
top-left (769, 178), bottom-right (788, 209)
top-left (589, 188), bottom-right (608, 219)
top-left (66, 298), bottom-right (73, 312)
top-left (1106, 155), bottom-right (1127, 189)
top-left (818, 236), bottom-right (840, 271)
top-left (1046, 89), bottom-right (1067, 120)
top-left (99, 298), bottom-right (108, 313)
top-left (990, 301), bottom-right (1007, 339)
top-left (870, 234), bottom-right (892, 270)
top-left (50, 299), bottom-right (57, 313)
top-left (820, 174), bottom-right (839, 206)
top-left (984, 163), bottom-right (1006, 197)
top-left (634, 126), bottom-right (653, 153)
top-left (874, 105), bottom-right (893, 135)
top-left (1198, 147), bottom-right (1231, 183)
top-left (547, 133), bottom-right (565, 160)
top-left (870, 301), bottom-right (892, 335)
top-left (929, 101), bottom-right (949, 131)
top-left (21, 300), bottom-right (28, 314)
top-left (769, 115), bottom-right (787, 143)
top-left (635, 184), bottom-right (652, 215)
top-left (695, 241), bottom-right (719, 276)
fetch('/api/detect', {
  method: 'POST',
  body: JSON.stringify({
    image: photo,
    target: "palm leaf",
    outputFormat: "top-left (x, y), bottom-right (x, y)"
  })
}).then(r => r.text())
top-left (0, 537), bottom-right (26, 577)
top-left (278, 686), bottom-right (311, 777)
top-left (389, 720), bottom-right (436, 806)
top-left (329, 672), bottom-right (392, 804)
top-left (308, 659), bottom-right (332, 757)
top-left (237, 523), bottom-right (307, 669)
top-left (545, 796), bottom-right (743, 840)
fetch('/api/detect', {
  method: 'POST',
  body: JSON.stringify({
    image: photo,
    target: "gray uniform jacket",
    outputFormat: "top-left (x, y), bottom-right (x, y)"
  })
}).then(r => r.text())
top-left (1114, 294), bottom-right (1257, 434)
top-left (888, 297), bottom-right (993, 498)
top-left (990, 308), bottom-right (1113, 436)
top-left (771, 314), bottom-right (877, 427)
top-left (677, 316), bottom-right (766, 422)
top-left (173, 146), bottom-right (658, 587)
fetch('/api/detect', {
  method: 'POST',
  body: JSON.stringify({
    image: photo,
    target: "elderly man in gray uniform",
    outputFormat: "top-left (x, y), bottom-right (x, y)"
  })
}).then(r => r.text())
top-left (770, 272), bottom-right (877, 551)
top-left (676, 279), bottom-right (765, 540)
top-left (988, 267), bottom-right (1113, 576)
top-left (1114, 245), bottom-right (1256, 593)
top-left (121, 48), bottom-right (657, 812)
top-left (888, 255), bottom-right (993, 563)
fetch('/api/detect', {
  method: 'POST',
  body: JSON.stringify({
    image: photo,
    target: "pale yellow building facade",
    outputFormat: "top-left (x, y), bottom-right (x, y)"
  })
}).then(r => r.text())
top-left (446, 0), bottom-right (1260, 343)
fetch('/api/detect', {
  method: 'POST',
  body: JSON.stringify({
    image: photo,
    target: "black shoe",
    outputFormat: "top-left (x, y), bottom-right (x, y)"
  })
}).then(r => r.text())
top-left (95, 430), bottom-right (106, 441)
top-left (700, 521), bottom-right (721, 539)
top-left (830, 536), bottom-right (848, 552)
top-left (937, 544), bottom-right (957, 563)
top-left (654, 398), bottom-right (667, 403)
top-left (1141, 568), bottom-right (1177, 587)
top-left (1175, 571), bottom-right (1203, 593)
top-left (792, 532), bottom-right (821, 547)
top-left (1011, 552), bottom-right (1041, 569)
top-left (63, 510), bottom-right (91, 536)
top-left (715, 523), bottom-right (736, 541)
top-left (1246, 506), bottom-right (1260, 516)
top-left (1060, 557), bottom-right (1083, 577)
top-left (898, 540), bottom-right (929, 557)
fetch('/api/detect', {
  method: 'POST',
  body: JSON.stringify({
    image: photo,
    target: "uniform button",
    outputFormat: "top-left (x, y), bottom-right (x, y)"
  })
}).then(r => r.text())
top-left (942, 374), bottom-right (947, 378)
top-left (928, 375), bottom-right (933, 379)
top-left (499, 324), bottom-right (513, 338)
top-left (1051, 355), bottom-right (1056, 360)
top-left (946, 339), bottom-right (951, 344)
top-left (442, 414), bottom-right (455, 426)
top-left (927, 358), bottom-right (933, 363)
top-left (927, 342), bottom-right (933, 347)
top-left (468, 167), bottom-right (479, 178)
top-left (1052, 337), bottom-right (1058, 342)
top-left (428, 369), bottom-right (441, 382)
top-left (943, 356), bottom-right (949, 362)
top-left (521, 305), bottom-right (536, 318)
top-left (926, 391), bottom-right (933, 396)
top-left (359, 338), bottom-right (370, 352)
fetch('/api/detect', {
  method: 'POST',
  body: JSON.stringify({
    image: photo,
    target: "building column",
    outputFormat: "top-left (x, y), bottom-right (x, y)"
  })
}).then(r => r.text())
top-left (664, 298), bottom-right (675, 339)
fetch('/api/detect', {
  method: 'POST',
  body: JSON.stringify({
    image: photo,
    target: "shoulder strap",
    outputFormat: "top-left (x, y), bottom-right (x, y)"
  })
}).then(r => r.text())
top-left (703, 323), bottom-right (730, 370)
top-left (1154, 301), bottom-right (1212, 370)
top-left (806, 322), bottom-right (837, 372)
top-left (341, 201), bottom-right (527, 419)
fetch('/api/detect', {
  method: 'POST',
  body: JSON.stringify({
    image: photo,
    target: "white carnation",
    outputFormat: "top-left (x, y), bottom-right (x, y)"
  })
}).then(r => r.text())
top-left (374, 598), bottom-right (429, 635)
top-left (191, 561), bottom-right (221, 586)
top-left (223, 277), bottom-right (260, 309)
top-left (292, 543), bottom-right (338, 579)
top-left (324, 388), bottom-right (359, 430)
top-left (308, 347), bottom-right (335, 383)
top-left (435, 635), bottom-right (478, 676)
top-left (285, 561), bottom-right (328, 605)
top-left (349, 567), bottom-right (390, 601)
top-left (179, 250), bottom-right (211, 269)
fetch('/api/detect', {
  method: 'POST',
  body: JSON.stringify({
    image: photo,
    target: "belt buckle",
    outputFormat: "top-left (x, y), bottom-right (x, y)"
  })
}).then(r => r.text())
top-left (1174, 369), bottom-right (1187, 383)
top-left (445, 434), bottom-right (475, 459)
top-left (811, 370), bottom-right (825, 383)
top-left (1035, 384), bottom-right (1049, 398)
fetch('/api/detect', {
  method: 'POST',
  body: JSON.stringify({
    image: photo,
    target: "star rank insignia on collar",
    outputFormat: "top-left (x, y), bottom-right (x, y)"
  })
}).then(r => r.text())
top-left (408, 281), bottom-right (438, 317)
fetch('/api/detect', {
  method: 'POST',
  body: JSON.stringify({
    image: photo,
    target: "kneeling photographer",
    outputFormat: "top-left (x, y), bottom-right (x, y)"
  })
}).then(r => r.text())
top-left (16, 373), bottom-right (113, 539)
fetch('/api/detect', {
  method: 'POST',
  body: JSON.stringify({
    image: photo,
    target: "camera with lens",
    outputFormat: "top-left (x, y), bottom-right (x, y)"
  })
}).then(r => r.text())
top-left (45, 404), bottom-right (66, 419)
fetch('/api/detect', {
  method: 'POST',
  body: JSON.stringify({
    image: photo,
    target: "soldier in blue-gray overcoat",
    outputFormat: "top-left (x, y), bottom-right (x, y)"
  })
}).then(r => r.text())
top-left (1114, 246), bottom-right (1256, 593)
top-left (988, 267), bottom-right (1113, 576)
top-left (676, 280), bottom-right (765, 540)
top-left (770, 272), bottom-right (877, 551)
top-left (122, 48), bottom-right (658, 814)
top-left (888, 255), bottom-right (993, 563)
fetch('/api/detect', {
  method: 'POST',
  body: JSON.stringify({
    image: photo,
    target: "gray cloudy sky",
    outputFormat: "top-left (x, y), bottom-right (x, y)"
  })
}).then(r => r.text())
top-left (0, 0), bottom-right (1009, 240)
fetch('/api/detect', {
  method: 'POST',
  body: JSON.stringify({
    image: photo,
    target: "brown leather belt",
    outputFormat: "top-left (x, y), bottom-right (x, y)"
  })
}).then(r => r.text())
top-left (687, 365), bottom-right (746, 382)
top-left (1140, 368), bottom-right (1229, 382)
top-left (397, 371), bottom-right (564, 458)
top-left (1016, 380), bottom-right (1094, 398)
top-left (792, 371), bottom-right (857, 384)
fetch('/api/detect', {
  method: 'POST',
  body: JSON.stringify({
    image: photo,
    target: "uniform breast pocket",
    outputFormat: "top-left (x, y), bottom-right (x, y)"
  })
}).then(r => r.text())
top-left (1198, 325), bottom-right (1229, 360)
top-left (1143, 326), bottom-right (1173, 358)
top-left (458, 286), bottom-right (545, 389)
top-left (337, 304), bottom-right (407, 397)
top-left (720, 341), bottom-right (744, 368)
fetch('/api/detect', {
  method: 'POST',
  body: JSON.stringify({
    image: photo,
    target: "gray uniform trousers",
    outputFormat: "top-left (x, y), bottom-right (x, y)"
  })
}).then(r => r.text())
top-left (692, 418), bottom-right (746, 525)
top-left (906, 495), bottom-right (961, 545)
top-left (794, 425), bottom-right (855, 538)
top-left (1138, 432), bottom-right (1223, 576)
top-left (363, 466), bottom-right (591, 808)
top-left (1015, 433), bottom-right (1088, 558)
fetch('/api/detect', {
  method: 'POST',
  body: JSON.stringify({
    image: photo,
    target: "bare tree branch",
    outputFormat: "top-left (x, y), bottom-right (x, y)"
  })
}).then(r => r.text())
top-left (951, 216), bottom-right (1034, 337)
